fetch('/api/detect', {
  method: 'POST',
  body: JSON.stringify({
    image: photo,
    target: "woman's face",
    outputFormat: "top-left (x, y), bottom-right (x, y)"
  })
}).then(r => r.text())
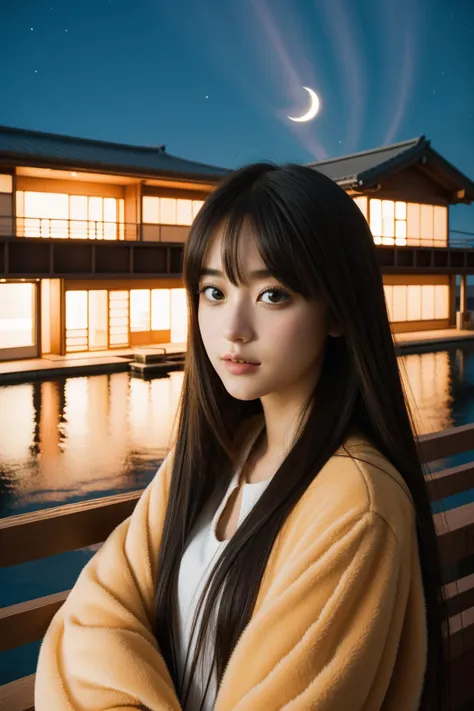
top-left (197, 224), bottom-right (335, 406)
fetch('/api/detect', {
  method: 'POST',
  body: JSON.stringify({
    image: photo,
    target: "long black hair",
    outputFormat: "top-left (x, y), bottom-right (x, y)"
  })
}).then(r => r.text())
top-left (154, 162), bottom-right (451, 710)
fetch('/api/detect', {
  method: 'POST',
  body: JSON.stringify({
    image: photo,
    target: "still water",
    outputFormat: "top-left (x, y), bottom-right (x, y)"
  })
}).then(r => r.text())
top-left (1, 342), bottom-right (474, 684)
top-left (1, 343), bottom-right (474, 518)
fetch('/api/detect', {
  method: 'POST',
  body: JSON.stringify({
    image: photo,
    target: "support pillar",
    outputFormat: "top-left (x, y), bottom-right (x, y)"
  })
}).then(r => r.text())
top-left (456, 274), bottom-right (473, 329)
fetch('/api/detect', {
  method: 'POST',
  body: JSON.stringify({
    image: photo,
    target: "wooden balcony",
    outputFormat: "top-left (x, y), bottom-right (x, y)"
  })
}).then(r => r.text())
top-left (1, 423), bottom-right (474, 710)
top-left (377, 244), bottom-right (474, 274)
top-left (0, 235), bottom-right (184, 279)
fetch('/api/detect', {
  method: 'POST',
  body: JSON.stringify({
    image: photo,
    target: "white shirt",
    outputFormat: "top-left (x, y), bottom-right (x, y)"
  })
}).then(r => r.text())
top-left (175, 422), bottom-right (269, 711)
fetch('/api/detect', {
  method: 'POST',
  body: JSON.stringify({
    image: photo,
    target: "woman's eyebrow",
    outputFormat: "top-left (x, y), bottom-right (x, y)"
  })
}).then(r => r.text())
top-left (199, 267), bottom-right (272, 280)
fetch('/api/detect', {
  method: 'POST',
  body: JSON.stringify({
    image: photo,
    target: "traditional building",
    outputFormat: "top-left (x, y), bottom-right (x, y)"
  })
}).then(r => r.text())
top-left (0, 128), bottom-right (473, 362)
top-left (309, 136), bottom-right (474, 333)
top-left (0, 125), bottom-right (228, 361)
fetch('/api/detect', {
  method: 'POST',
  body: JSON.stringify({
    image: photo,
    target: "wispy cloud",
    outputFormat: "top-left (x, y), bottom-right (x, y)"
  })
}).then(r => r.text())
top-left (316, 0), bottom-right (366, 153)
top-left (250, 0), bottom-right (328, 160)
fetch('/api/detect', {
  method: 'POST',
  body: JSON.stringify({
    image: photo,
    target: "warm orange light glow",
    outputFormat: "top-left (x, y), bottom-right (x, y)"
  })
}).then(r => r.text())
top-left (151, 289), bottom-right (171, 330)
top-left (66, 291), bottom-right (88, 329)
top-left (0, 174), bottom-right (13, 193)
top-left (130, 289), bottom-right (151, 332)
top-left (109, 291), bottom-right (129, 346)
top-left (16, 191), bottom-right (125, 240)
top-left (41, 280), bottom-right (51, 354)
top-left (0, 283), bottom-right (36, 348)
top-left (142, 196), bottom-right (205, 226)
top-left (171, 288), bottom-right (188, 343)
top-left (372, 199), bottom-right (447, 248)
top-left (352, 196), bottom-right (368, 219)
top-left (384, 283), bottom-right (449, 323)
top-left (89, 291), bottom-right (108, 349)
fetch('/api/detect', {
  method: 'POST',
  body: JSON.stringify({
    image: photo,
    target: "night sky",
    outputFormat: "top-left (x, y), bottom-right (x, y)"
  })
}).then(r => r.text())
top-left (1, 0), bottom-right (473, 234)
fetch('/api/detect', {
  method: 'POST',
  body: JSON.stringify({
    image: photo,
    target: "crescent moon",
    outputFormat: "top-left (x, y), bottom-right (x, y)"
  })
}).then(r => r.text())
top-left (288, 87), bottom-right (320, 122)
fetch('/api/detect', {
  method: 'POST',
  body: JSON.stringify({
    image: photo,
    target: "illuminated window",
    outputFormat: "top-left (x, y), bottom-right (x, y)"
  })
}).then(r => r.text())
top-left (0, 174), bottom-right (13, 193)
top-left (384, 283), bottom-right (449, 323)
top-left (109, 291), bottom-right (129, 346)
top-left (89, 197), bottom-right (103, 239)
top-left (370, 199), bottom-right (408, 246)
top-left (392, 285), bottom-right (407, 321)
top-left (383, 285), bottom-right (394, 321)
top-left (103, 198), bottom-right (117, 240)
top-left (0, 283), bottom-right (36, 348)
top-left (407, 285), bottom-right (422, 321)
top-left (170, 288), bottom-right (188, 343)
top-left (192, 200), bottom-right (205, 219)
top-left (142, 197), bottom-right (207, 225)
top-left (130, 289), bottom-right (151, 332)
top-left (433, 206), bottom-right (447, 246)
top-left (395, 202), bottom-right (406, 220)
top-left (420, 205), bottom-right (434, 246)
top-left (151, 289), bottom-right (171, 330)
top-left (70, 195), bottom-right (88, 238)
top-left (435, 285), bottom-right (449, 319)
top-left (353, 196), bottom-right (368, 220)
top-left (89, 290), bottom-right (108, 349)
top-left (407, 203), bottom-right (420, 246)
top-left (65, 291), bottom-right (88, 352)
top-left (66, 291), bottom-right (88, 329)
top-left (177, 199), bottom-right (193, 225)
top-left (143, 196), bottom-right (159, 224)
top-left (370, 199), bottom-right (382, 239)
top-left (160, 198), bottom-right (177, 225)
top-left (16, 191), bottom-right (124, 240)
top-left (381, 200), bottom-right (394, 243)
top-left (421, 285), bottom-right (435, 320)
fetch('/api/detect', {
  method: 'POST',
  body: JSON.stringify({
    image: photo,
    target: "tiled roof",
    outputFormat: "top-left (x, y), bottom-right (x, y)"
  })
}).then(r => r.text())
top-left (0, 125), bottom-right (229, 182)
top-left (308, 137), bottom-right (423, 185)
top-left (308, 136), bottom-right (474, 202)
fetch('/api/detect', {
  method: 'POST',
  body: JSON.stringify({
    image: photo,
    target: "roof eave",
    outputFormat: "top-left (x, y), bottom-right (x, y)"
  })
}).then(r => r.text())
top-left (0, 151), bottom-right (229, 184)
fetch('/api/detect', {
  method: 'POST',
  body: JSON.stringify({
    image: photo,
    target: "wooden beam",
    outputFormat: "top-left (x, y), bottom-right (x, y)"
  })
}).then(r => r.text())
top-left (425, 462), bottom-right (474, 501)
top-left (0, 489), bottom-right (142, 567)
top-left (417, 423), bottom-right (474, 462)
top-left (0, 674), bottom-right (35, 711)
top-left (0, 590), bottom-right (69, 653)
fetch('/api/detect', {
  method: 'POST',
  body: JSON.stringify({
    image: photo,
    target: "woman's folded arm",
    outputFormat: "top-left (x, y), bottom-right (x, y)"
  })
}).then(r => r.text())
top-left (35, 451), bottom-right (182, 711)
top-left (215, 509), bottom-right (415, 711)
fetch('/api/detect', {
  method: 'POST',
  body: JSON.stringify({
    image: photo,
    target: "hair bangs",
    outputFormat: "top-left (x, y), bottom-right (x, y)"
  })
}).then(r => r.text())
top-left (184, 175), bottom-right (326, 303)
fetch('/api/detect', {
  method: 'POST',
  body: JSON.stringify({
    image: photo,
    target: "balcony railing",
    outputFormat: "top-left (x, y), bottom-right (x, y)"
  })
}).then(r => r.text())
top-left (0, 422), bottom-right (474, 710)
top-left (14, 216), bottom-right (138, 241)
top-left (450, 231), bottom-right (474, 249)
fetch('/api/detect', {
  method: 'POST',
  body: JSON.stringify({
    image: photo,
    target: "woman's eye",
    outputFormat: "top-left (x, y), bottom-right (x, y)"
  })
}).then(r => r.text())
top-left (198, 285), bottom-right (290, 305)
top-left (260, 289), bottom-right (289, 305)
top-left (200, 286), bottom-right (223, 301)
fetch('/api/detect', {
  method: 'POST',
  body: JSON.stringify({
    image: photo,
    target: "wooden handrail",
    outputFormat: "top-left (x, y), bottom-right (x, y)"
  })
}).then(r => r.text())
top-left (0, 591), bottom-right (70, 653)
top-left (0, 489), bottom-right (142, 567)
top-left (424, 462), bottom-right (474, 501)
top-left (2, 423), bottom-right (474, 570)
top-left (2, 421), bottom-right (474, 711)
top-left (417, 422), bottom-right (474, 463)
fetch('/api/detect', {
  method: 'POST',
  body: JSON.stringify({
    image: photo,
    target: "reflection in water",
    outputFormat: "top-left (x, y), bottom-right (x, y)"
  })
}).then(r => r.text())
top-left (0, 372), bottom-right (184, 517)
top-left (0, 343), bottom-right (474, 518)
top-left (398, 349), bottom-right (454, 436)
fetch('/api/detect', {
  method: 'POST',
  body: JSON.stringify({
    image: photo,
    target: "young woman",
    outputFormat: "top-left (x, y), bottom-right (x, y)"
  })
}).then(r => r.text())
top-left (36, 163), bottom-right (451, 711)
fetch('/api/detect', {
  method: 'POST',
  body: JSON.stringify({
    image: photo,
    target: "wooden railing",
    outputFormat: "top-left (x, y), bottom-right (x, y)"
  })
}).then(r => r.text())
top-left (1, 423), bottom-right (474, 711)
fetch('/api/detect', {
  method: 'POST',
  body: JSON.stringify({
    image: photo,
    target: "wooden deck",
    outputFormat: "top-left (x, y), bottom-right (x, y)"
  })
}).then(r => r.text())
top-left (1, 422), bottom-right (474, 710)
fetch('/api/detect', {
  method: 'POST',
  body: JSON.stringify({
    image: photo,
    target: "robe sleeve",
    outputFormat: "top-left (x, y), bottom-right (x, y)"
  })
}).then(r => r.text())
top-left (35, 449), bottom-right (182, 711)
top-left (214, 509), bottom-right (414, 711)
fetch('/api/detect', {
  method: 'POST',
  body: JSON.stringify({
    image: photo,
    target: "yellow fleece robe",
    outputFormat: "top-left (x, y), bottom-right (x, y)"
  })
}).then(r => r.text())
top-left (35, 425), bottom-right (427, 711)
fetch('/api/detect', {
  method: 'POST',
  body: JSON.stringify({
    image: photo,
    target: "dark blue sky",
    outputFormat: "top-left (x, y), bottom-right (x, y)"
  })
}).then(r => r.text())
top-left (1, 0), bottom-right (473, 232)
